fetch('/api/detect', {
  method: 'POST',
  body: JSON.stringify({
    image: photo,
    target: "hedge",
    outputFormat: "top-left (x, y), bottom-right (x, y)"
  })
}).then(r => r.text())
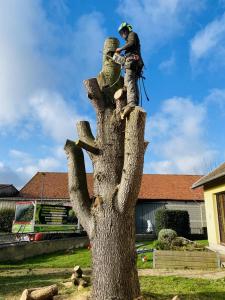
top-left (0, 208), bottom-right (15, 232)
top-left (155, 209), bottom-right (190, 237)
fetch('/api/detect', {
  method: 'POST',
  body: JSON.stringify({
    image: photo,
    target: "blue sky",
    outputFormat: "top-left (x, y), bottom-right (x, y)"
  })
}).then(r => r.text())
top-left (1, 0), bottom-right (225, 188)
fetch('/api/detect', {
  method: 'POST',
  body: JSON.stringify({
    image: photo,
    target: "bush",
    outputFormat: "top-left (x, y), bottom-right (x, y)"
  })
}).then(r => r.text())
top-left (156, 229), bottom-right (177, 250)
top-left (0, 208), bottom-right (15, 232)
top-left (153, 239), bottom-right (171, 250)
top-left (171, 236), bottom-right (185, 248)
top-left (158, 228), bottom-right (177, 242)
top-left (155, 209), bottom-right (190, 237)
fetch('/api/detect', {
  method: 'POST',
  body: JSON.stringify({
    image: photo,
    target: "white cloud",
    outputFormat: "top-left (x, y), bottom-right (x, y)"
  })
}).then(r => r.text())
top-left (38, 157), bottom-right (61, 170)
top-left (0, 2), bottom-right (103, 188)
top-left (0, 0), bottom-right (53, 127)
top-left (0, 2), bottom-right (107, 188)
top-left (7, 145), bottom-right (93, 189)
top-left (10, 149), bottom-right (33, 166)
top-left (159, 54), bottom-right (176, 73)
top-left (190, 13), bottom-right (225, 68)
top-left (16, 157), bottom-right (61, 179)
top-left (145, 97), bottom-right (217, 174)
top-left (0, 161), bottom-right (24, 187)
top-left (0, 1), bottom-right (105, 133)
top-left (204, 88), bottom-right (225, 114)
top-left (149, 160), bottom-right (174, 174)
top-left (8, 149), bottom-right (63, 188)
top-left (29, 90), bottom-right (87, 142)
top-left (72, 12), bottom-right (106, 74)
top-left (117, 0), bottom-right (205, 53)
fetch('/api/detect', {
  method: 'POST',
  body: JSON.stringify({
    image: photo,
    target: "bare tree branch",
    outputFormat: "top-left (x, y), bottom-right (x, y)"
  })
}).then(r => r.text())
top-left (114, 88), bottom-right (126, 114)
top-left (76, 121), bottom-right (100, 155)
top-left (117, 107), bottom-right (146, 213)
top-left (83, 78), bottom-right (105, 112)
top-left (64, 140), bottom-right (94, 237)
top-left (77, 121), bottom-right (95, 143)
top-left (76, 139), bottom-right (100, 155)
top-left (144, 141), bottom-right (149, 153)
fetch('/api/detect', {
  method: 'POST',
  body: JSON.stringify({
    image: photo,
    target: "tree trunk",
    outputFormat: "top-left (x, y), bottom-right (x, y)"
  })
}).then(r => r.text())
top-left (91, 209), bottom-right (140, 300)
top-left (64, 37), bottom-right (147, 300)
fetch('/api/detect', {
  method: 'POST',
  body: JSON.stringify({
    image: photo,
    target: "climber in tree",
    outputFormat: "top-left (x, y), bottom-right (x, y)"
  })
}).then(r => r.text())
top-left (116, 22), bottom-right (144, 108)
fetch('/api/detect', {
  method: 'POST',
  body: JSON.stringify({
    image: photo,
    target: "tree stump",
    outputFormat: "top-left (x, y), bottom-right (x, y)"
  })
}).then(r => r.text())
top-left (74, 266), bottom-right (83, 278)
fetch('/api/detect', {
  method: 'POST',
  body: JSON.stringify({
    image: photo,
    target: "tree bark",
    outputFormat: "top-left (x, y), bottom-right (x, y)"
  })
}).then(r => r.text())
top-left (65, 37), bottom-right (147, 300)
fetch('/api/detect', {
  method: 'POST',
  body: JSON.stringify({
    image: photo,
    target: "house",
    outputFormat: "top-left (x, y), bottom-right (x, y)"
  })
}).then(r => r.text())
top-left (0, 184), bottom-right (18, 198)
top-left (192, 162), bottom-right (225, 252)
top-left (0, 184), bottom-right (19, 209)
top-left (0, 172), bottom-right (205, 235)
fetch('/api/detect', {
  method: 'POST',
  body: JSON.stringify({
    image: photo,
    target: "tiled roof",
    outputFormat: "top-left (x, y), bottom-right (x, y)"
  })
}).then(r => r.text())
top-left (20, 172), bottom-right (203, 201)
top-left (192, 162), bottom-right (225, 189)
top-left (0, 184), bottom-right (12, 189)
top-left (0, 184), bottom-right (19, 198)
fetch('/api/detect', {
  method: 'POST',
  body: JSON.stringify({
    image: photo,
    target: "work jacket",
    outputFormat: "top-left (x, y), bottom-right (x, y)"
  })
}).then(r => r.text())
top-left (120, 31), bottom-right (141, 57)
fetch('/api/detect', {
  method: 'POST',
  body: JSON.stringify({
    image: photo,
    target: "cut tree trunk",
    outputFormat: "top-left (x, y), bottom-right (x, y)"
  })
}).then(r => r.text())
top-left (64, 37), bottom-right (147, 300)
top-left (91, 209), bottom-right (140, 299)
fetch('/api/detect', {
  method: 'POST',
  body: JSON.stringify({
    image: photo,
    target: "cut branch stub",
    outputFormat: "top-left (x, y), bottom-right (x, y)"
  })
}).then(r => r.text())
top-left (76, 139), bottom-right (100, 155)
top-left (64, 140), bottom-right (94, 237)
top-left (144, 141), bottom-right (149, 153)
top-left (77, 121), bottom-right (95, 142)
top-left (114, 88), bottom-right (126, 114)
top-left (83, 78), bottom-right (104, 112)
top-left (117, 107), bottom-right (147, 213)
top-left (76, 121), bottom-right (100, 154)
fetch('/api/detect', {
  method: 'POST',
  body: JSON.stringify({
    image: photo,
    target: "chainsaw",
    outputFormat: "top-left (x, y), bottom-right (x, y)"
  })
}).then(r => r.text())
top-left (101, 51), bottom-right (126, 66)
top-left (112, 53), bottom-right (140, 67)
top-left (103, 51), bottom-right (141, 69)
top-left (112, 53), bottom-right (126, 66)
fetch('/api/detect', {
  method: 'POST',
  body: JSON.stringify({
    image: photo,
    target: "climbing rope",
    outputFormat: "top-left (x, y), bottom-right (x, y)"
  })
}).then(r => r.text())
top-left (139, 74), bottom-right (150, 103)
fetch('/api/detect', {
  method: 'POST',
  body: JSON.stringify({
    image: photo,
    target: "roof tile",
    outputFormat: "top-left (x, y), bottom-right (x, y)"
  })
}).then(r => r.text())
top-left (20, 172), bottom-right (203, 201)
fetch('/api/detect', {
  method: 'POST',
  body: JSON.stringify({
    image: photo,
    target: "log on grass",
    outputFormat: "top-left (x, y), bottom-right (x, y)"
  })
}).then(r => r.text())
top-left (20, 284), bottom-right (58, 300)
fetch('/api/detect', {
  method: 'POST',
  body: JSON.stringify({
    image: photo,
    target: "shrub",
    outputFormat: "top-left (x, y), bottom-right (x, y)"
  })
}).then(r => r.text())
top-left (0, 208), bottom-right (15, 232)
top-left (158, 228), bottom-right (177, 243)
top-left (153, 239), bottom-right (171, 250)
top-left (171, 236), bottom-right (185, 248)
top-left (154, 229), bottom-right (177, 250)
top-left (155, 209), bottom-right (190, 237)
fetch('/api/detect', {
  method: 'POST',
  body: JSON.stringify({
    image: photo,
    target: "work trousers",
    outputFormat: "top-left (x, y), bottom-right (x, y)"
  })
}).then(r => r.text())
top-left (124, 68), bottom-right (139, 107)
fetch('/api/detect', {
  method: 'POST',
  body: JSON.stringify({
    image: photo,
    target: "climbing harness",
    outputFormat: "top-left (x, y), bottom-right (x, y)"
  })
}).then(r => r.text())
top-left (99, 51), bottom-right (150, 103)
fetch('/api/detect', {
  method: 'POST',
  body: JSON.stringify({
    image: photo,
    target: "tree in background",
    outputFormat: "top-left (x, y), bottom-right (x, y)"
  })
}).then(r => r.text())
top-left (65, 37), bottom-right (147, 300)
top-left (0, 208), bottom-right (15, 232)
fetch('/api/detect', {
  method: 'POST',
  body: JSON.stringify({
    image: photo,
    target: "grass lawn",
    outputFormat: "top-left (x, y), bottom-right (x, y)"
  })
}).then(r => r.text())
top-left (0, 247), bottom-right (91, 270)
top-left (1, 239), bottom-right (222, 300)
top-left (0, 240), bottom-right (208, 270)
top-left (0, 273), bottom-right (225, 300)
top-left (140, 276), bottom-right (225, 300)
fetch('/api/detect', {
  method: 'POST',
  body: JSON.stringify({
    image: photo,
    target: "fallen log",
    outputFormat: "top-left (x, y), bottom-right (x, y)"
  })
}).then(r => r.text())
top-left (20, 284), bottom-right (58, 300)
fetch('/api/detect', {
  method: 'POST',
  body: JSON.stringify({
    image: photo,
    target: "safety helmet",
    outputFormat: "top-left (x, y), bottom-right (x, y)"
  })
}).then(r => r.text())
top-left (118, 22), bottom-right (133, 33)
